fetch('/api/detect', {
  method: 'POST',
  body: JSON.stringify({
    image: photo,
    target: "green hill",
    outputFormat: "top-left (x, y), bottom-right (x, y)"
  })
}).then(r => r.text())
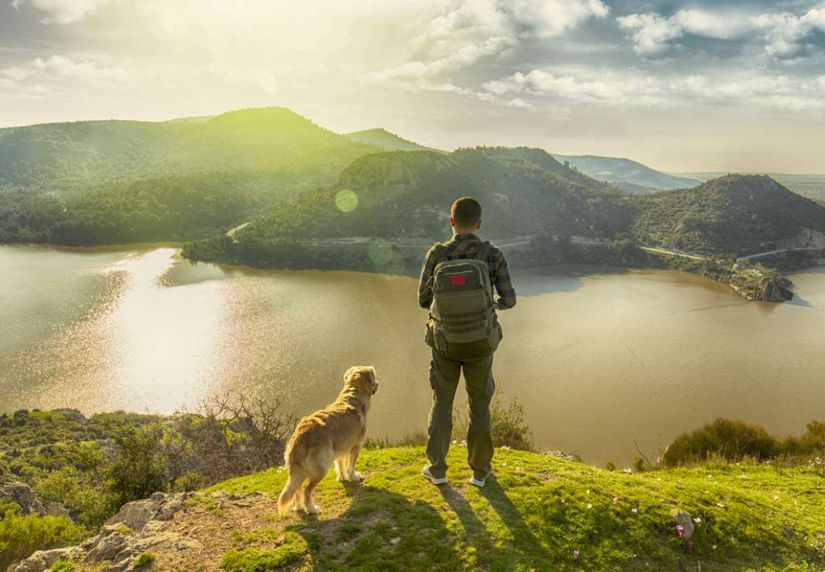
top-left (0, 107), bottom-right (376, 192)
top-left (182, 146), bottom-right (636, 268)
top-left (0, 108), bottom-right (380, 245)
top-left (553, 154), bottom-right (701, 194)
top-left (634, 174), bottom-right (825, 257)
top-left (344, 128), bottom-right (432, 152)
top-left (16, 446), bottom-right (825, 571)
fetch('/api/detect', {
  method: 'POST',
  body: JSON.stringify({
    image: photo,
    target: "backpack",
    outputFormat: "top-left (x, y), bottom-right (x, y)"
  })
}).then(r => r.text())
top-left (427, 242), bottom-right (502, 360)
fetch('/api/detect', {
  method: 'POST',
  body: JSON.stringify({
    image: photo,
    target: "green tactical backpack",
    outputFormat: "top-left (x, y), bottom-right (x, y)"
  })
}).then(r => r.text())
top-left (428, 242), bottom-right (502, 361)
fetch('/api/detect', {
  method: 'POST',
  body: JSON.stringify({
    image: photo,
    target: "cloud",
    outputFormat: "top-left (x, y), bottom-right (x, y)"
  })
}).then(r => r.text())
top-left (617, 13), bottom-right (683, 56)
top-left (10, 0), bottom-right (119, 24)
top-left (619, 3), bottom-right (825, 60)
top-left (752, 5), bottom-right (825, 59)
top-left (483, 70), bottom-right (625, 101)
top-left (373, 0), bottom-right (609, 82)
top-left (481, 67), bottom-right (825, 112)
top-left (618, 8), bottom-right (753, 56)
top-left (0, 55), bottom-right (128, 84)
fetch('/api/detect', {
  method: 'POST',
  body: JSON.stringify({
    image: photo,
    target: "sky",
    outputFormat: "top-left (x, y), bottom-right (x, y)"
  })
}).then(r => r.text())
top-left (1, 0), bottom-right (825, 173)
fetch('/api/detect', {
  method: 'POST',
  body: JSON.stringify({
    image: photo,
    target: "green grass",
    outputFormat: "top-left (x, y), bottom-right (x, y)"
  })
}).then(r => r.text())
top-left (133, 551), bottom-right (156, 568)
top-left (206, 446), bottom-right (825, 571)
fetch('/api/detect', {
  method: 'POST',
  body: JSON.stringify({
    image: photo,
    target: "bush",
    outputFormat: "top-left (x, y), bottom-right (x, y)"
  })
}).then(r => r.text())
top-left (783, 421), bottom-right (825, 458)
top-left (455, 398), bottom-right (535, 451)
top-left (134, 551), bottom-right (156, 568)
top-left (662, 418), bottom-right (780, 467)
top-left (108, 425), bottom-right (168, 505)
top-left (0, 505), bottom-right (85, 570)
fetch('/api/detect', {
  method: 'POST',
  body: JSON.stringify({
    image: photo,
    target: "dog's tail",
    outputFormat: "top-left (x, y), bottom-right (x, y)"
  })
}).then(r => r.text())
top-left (277, 467), bottom-right (306, 515)
top-left (278, 431), bottom-right (308, 515)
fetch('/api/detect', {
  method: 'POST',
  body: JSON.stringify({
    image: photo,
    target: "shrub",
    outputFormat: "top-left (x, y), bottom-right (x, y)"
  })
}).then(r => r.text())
top-left (108, 425), bottom-right (168, 505)
top-left (0, 505), bottom-right (85, 570)
top-left (134, 552), bottom-right (156, 568)
top-left (662, 418), bottom-right (780, 467)
top-left (782, 421), bottom-right (825, 458)
top-left (455, 398), bottom-right (535, 451)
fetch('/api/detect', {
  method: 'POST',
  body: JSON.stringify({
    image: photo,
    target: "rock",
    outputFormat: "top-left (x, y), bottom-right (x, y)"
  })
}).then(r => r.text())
top-left (44, 501), bottom-right (72, 519)
top-left (0, 480), bottom-right (46, 515)
top-left (106, 499), bottom-right (161, 530)
top-left (757, 278), bottom-right (794, 302)
top-left (86, 531), bottom-right (129, 562)
top-left (157, 497), bottom-right (183, 520)
top-left (10, 547), bottom-right (82, 572)
top-left (671, 509), bottom-right (695, 540)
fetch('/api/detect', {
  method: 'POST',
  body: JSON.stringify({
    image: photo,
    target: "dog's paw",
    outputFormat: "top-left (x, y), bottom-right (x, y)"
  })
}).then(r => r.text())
top-left (291, 503), bottom-right (300, 512)
top-left (351, 471), bottom-right (364, 482)
top-left (305, 503), bottom-right (321, 514)
top-left (336, 474), bottom-right (347, 482)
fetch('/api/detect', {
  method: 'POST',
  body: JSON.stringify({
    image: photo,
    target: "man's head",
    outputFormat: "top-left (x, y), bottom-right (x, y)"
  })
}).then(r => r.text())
top-left (450, 197), bottom-right (482, 234)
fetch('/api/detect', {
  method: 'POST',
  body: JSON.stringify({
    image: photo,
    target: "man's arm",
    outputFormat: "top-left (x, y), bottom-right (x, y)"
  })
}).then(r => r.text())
top-left (417, 247), bottom-right (437, 309)
top-left (490, 249), bottom-right (517, 310)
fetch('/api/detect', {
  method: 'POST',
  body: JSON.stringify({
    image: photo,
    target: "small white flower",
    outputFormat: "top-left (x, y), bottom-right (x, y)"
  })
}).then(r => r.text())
top-left (693, 517), bottom-right (702, 524)
top-left (586, 503), bottom-right (593, 509)
top-left (631, 507), bottom-right (639, 514)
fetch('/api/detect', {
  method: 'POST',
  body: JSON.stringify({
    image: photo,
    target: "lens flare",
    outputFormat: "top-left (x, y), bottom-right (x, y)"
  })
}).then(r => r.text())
top-left (335, 189), bottom-right (358, 212)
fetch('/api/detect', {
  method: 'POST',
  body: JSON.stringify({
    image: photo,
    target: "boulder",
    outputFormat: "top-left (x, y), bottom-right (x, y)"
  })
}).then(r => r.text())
top-left (10, 547), bottom-right (82, 572)
top-left (106, 498), bottom-right (162, 530)
top-left (0, 480), bottom-right (46, 515)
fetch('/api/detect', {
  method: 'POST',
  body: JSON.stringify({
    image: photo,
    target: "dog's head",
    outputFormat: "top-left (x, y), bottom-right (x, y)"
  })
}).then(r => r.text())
top-left (343, 365), bottom-right (379, 397)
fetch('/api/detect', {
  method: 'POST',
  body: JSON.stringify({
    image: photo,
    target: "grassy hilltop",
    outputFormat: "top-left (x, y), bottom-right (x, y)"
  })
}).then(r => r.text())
top-left (14, 446), bottom-right (824, 571)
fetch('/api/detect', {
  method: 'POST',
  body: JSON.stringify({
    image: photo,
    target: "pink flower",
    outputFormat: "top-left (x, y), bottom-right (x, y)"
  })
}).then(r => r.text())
top-left (676, 524), bottom-right (685, 539)
top-left (573, 549), bottom-right (580, 559)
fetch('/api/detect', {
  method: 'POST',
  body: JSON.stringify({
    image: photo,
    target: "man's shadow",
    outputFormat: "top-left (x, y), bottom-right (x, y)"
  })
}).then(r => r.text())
top-left (437, 477), bottom-right (549, 568)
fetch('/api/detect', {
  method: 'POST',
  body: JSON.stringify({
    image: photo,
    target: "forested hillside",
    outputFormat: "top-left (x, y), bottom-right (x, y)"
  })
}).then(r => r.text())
top-left (182, 147), bottom-right (636, 266)
top-left (0, 108), bottom-right (380, 244)
top-left (344, 128), bottom-right (431, 152)
top-left (634, 175), bottom-right (825, 256)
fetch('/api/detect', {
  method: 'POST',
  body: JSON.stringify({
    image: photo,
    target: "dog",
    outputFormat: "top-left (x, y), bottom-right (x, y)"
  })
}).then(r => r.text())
top-left (277, 365), bottom-right (379, 515)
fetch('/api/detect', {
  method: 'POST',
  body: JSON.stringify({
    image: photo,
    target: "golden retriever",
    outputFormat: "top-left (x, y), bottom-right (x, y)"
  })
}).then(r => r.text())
top-left (277, 365), bottom-right (379, 515)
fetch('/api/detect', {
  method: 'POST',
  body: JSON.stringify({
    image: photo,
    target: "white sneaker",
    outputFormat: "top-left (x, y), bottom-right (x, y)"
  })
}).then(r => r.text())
top-left (470, 472), bottom-right (490, 488)
top-left (421, 466), bottom-right (448, 485)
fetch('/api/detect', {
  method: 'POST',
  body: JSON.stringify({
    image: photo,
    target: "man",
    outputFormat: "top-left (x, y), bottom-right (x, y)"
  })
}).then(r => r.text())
top-left (418, 197), bottom-right (516, 487)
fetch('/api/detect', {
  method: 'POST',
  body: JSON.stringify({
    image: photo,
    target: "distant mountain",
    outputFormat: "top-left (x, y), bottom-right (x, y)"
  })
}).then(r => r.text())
top-left (184, 147), bottom-right (635, 267)
top-left (344, 128), bottom-right (432, 152)
top-left (552, 154), bottom-right (701, 193)
top-left (634, 175), bottom-right (825, 256)
top-left (680, 172), bottom-right (825, 205)
top-left (0, 107), bottom-right (377, 192)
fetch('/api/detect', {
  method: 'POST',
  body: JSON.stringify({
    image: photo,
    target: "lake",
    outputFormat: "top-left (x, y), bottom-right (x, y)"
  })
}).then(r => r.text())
top-left (2, 244), bottom-right (824, 466)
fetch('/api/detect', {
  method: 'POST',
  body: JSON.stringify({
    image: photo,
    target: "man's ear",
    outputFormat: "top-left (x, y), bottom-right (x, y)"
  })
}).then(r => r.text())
top-left (475, 219), bottom-right (482, 230)
top-left (449, 216), bottom-right (456, 228)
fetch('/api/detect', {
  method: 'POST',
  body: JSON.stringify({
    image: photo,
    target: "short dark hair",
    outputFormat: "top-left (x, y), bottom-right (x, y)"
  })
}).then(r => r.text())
top-left (450, 197), bottom-right (482, 225)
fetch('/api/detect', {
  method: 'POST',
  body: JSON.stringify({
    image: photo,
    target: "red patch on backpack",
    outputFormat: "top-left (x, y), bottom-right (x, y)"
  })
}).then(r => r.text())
top-left (450, 275), bottom-right (466, 286)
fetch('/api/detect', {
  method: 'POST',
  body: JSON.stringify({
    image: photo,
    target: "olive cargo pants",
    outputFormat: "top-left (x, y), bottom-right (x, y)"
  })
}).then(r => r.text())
top-left (425, 349), bottom-right (495, 479)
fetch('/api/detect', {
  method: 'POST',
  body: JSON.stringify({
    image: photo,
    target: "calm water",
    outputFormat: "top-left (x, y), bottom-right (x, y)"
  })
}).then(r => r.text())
top-left (2, 244), bottom-right (824, 465)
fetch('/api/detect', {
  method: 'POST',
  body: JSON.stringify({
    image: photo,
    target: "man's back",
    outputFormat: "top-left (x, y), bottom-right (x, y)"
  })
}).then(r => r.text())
top-left (417, 232), bottom-right (517, 312)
